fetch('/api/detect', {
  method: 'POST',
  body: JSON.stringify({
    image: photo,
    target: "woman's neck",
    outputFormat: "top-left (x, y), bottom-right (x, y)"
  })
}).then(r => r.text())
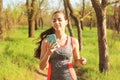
top-left (55, 31), bottom-right (67, 40)
top-left (55, 31), bottom-right (68, 47)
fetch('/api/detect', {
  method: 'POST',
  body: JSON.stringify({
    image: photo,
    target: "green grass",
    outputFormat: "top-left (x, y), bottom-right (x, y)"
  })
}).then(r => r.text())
top-left (0, 26), bottom-right (39, 80)
top-left (77, 27), bottom-right (120, 80)
top-left (0, 26), bottom-right (120, 80)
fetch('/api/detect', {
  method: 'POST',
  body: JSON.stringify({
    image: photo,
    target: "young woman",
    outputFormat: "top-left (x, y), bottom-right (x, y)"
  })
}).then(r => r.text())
top-left (35, 10), bottom-right (86, 80)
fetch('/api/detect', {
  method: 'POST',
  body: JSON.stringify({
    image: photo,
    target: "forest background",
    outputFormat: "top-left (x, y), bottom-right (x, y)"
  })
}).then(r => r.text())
top-left (0, 0), bottom-right (120, 80)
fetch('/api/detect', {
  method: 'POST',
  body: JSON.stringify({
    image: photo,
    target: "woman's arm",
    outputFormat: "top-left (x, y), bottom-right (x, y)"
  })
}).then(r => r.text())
top-left (39, 39), bottom-right (57, 70)
top-left (71, 37), bottom-right (86, 66)
top-left (39, 39), bottom-right (51, 70)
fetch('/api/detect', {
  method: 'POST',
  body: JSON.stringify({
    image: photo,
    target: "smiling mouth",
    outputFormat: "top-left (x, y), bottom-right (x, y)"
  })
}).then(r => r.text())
top-left (55, 25), bottom-right (60, 27)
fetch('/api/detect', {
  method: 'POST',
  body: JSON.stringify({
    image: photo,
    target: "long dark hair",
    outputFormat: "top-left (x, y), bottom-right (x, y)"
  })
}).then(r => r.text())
top-left (34, 27), bottom-right (55, 59)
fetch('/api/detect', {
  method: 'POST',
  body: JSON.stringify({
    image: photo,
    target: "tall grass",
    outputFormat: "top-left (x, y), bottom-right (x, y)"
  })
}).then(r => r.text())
top-left (0, 26), bottom-right (120, 80)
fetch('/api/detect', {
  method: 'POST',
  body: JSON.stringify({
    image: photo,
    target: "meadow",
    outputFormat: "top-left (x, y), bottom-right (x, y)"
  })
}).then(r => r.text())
top-left (0, 26), bottom-right (120, 80)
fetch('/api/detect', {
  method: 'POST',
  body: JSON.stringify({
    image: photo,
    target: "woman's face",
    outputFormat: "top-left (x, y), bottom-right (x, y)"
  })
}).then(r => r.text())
top-left (52, 13), bottom-right (68, 31)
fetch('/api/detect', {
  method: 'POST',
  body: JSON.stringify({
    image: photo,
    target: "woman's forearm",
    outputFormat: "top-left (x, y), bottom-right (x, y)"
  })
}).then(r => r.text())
top-left (40, 51), bottom-right (51, 70)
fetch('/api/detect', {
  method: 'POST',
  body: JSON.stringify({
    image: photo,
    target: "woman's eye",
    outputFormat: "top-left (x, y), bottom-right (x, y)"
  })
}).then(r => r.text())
top-left (52, 19), bottom-right (62, 23)
top-left (53, 20), bottom-right (56, 23)
top-left (58, 19), bottom-right (62, 22)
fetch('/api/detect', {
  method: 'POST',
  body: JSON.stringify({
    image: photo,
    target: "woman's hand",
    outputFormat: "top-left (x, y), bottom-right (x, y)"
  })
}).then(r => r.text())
top-left (80, 57), bottom-right (87, 65)
top-left (47, 42), bottom-right (58, 55)
top-left (74, 57), bottom-right (87, 66)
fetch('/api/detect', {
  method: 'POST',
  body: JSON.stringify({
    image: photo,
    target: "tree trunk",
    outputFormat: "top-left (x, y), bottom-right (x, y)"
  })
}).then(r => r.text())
top-left (28, 20), bottom-right (34, 37)
top-left (26, 0), bottom-right (35, 38)
top-left (119, 5), bottom-right (120, 33)
top-left (38, 0), bottom-right (44, 29)
top-left (81, 0), bottom-right (85, 30)
top-left (63, 0), bottom-right (74, 37)
top-left (89, 13), bottom-right (93, 30)
top-left (0, 0), bottom-right (3, 40)
top-left (35, 17), bottom-right (38, 30)
top-left (97, 8), bottom-right (109, 73)
top-left (114, 5), bottom-right (119, 34)
top-left (66, 0), bottom-right (82, 50)
top-left (39, 17), bottom-right (43, 28)
top-left (91, 0), bottom-right (109, 73)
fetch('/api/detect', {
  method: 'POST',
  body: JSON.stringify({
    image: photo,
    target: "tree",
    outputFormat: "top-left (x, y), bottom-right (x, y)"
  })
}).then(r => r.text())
top-left (89, 12), bottom-right (93, 30)
top-left (0, 0), bottom-right (3, 40)
top-left (91, 0), bottom-right (109, 73)
top-left (26, 0), bottom-right (36, 38)
top-left (81, 0), bottom-right (85, 30)
top-left (35, 0), bottom-right (45, 30)
top-left (114, 4), bottom-right (120, 34)
top-left (63, 0), bottom-right (74, 37)
top-left (118, 5), bottom-right (120, 31)
top-left (66, 0), bottom-right (82, 50)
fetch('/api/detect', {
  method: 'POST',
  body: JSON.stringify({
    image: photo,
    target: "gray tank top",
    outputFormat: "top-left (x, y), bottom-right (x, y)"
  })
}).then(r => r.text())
top-left (49, 36), bottom-right (74, 80)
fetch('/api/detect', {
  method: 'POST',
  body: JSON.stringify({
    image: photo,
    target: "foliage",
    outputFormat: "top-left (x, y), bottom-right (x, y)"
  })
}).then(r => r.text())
top-left (106, 5), bottom-right (114, 16)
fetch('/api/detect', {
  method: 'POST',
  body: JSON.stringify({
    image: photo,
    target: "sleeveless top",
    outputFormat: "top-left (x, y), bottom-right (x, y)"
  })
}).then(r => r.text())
top-left (47, 36), bottom-right (76, 80)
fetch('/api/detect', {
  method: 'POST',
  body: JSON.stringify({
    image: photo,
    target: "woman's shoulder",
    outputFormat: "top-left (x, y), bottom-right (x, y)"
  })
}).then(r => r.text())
top-left (41, 38), bottom-right (48, 45)
top-left (69, 36), bottom-right (79, 50)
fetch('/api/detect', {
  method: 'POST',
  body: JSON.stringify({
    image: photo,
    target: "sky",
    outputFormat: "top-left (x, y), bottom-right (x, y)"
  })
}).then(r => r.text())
top-left (48, 0), bottom-right (83, 9)
top-left (3, 0), bottom-right (26, 9)
top-left (3, 0), bottom-right (77, 9)
top-left (3, 0), bottom-right (90, 9)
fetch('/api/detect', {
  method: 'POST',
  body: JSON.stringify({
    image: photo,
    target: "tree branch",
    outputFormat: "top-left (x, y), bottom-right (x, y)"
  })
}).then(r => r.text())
top-left (80, 10), bottom-right (93, 21)
top-left (102, 0), bottom-right (108, 6)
